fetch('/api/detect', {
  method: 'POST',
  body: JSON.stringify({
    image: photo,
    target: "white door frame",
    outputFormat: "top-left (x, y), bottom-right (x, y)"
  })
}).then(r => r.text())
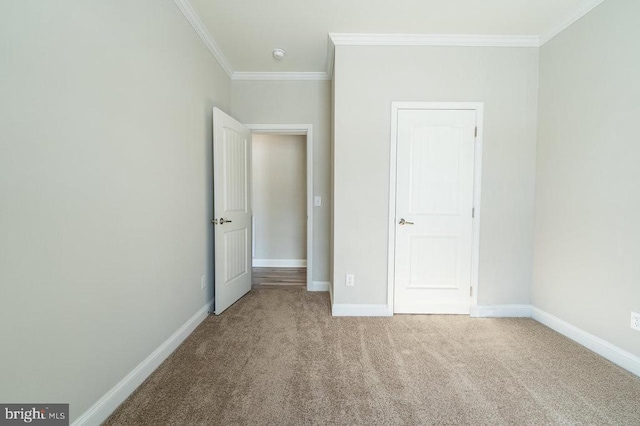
top-left (387, 102), bottom-right (483, 315)
top-left (246, 124), bottom-right (314, 291)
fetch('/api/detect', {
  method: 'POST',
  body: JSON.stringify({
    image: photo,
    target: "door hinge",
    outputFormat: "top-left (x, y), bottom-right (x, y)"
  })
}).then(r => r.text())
top-left (470, 287), bottom-right (473, 297)
top-left (472, 208), bottom-right (475, 218)
top-left (474, 127), bottom-right (478, 138)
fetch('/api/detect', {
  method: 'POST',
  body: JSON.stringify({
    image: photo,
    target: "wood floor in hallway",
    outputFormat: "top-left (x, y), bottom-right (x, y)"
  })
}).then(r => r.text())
top-left (252, 267), bottom-right (306, 288)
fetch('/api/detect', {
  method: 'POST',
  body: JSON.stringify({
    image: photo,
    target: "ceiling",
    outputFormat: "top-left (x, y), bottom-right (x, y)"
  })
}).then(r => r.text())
top-left (185, 0), bottom-right (594, 75)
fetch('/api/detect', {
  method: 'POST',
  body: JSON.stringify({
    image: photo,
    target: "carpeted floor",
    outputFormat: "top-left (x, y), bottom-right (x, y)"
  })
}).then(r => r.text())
top-left (105, 289), bottom-right (640, 425)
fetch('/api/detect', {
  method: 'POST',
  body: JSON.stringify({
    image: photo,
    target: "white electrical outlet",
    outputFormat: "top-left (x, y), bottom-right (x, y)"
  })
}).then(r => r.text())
top-left (345, 274), bottom-right (355, 287)
top-left (201, 275), bottom-right (206, 290)
top-left (631, 311), bottom-right (640, 331)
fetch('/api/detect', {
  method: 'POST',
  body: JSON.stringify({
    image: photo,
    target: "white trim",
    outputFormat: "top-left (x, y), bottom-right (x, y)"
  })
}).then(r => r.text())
top-left (173, 1), bottom-right (607, 81)
top-left (532, 307), bottom-right (640, 377)
top-left (539, 0), bottom-right (607, 45)
top-left (387, 102), bottom-right (484, 315)
top-left (326, 36), bottom-right (335, 78)
top-left (470, 304), bottom-right (533, 318)
top-left (332, 304), bottom-right (392, 317)
top-left (309, 281), bottom-right (330, 292)
top-left (247, 124), bottom-right (314, 292)
top-left (247, 124), bottom-right (310, 136)
top-left (252, 259), bottom-right (307, 268)
top-left (172, 0), bottom-right (234, 79)
top-left (251, 216), bottom-right (256, 257)
top-left (470, 107), bottom-right (484, 309)
top-left (387, 105), bottom-right (399, 315)
top-left (233, 72), bottom-right (331, 81)
top-left (328, 282), bottom-right (333, 305)
top-left (329, 33), bottom-right (540, 48)
top-left (72, 300), bottom-right (213, 426)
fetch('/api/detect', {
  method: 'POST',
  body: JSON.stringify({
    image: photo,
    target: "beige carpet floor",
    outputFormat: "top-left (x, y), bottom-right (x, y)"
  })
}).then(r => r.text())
top-left (105, 289), bottom-right (640, 425)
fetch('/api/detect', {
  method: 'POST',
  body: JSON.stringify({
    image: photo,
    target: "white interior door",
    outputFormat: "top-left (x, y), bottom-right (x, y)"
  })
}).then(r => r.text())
top-left (394, 109), bottom-right (476, 314)
top-left (213, 108), bottom-right (252, 315)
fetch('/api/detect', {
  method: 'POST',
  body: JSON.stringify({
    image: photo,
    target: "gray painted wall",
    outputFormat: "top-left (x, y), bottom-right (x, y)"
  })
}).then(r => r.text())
top-left (533, 0), bottom-right (640, 357)
top-left (0, 0), bottom-right (230, 421)
top-left (2, 0), bottom-right (637, 422)
top-left (333, 45), bottom-right (539, 306)
top-left (252, 134), bottom-right (307, 262)
top-left (231, 80), bottom-right (332, 282)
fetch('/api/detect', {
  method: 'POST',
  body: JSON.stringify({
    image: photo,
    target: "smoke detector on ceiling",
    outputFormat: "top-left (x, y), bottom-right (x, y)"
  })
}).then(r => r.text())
top-left (272, 49), bottom-right (286, 60)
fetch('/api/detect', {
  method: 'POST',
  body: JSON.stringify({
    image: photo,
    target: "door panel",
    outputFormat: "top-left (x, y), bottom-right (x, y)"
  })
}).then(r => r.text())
top-left (409, 235), bottom-right (458, 289)
top-left (394, 109), bottom-right (476, 314)
top-left (224, 229), bottom-right (248, 282)
top-left (213, 108), bottom-right (252, 315)
top-left (224, 130), bottom-right (248, 212)
top-left (409, 126), bottom-right (461, 215)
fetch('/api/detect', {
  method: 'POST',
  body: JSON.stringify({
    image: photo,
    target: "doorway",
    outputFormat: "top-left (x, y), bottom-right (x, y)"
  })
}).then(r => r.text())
top-left (388, 103), bottom-right (483, 314)
top-left (248, 124), bottom-right (314, 290)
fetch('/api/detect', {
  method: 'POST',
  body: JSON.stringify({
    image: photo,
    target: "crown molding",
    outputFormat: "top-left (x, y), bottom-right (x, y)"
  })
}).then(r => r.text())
top-left (173, 0), bottom-right (234, 78)
top-left (539, 0), bottom-right (606, 45)
top-left (329, 33), bottom-right (540, 48)
top-left (174, 0), bottom-right (607, 81)
top-left (232, 72), bottom-right (331, 81)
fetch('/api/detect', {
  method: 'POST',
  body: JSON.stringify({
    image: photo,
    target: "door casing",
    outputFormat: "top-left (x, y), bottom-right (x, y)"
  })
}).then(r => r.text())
top-left (246, 124), bottom-right (314, 291)
top-left (387, 102), bottom-right (484, 315)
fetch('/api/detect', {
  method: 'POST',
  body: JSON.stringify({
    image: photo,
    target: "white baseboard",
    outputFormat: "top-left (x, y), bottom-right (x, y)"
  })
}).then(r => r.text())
top-left (332, 303), bottom-right (392, 317)
top-left (70, 298), bottom-right (639, 426)
top-left (470, 304), bottom-right (533, 318)
top-left (532, 307), bottom-right (640, 378)
top-left (252, 259), bottom-right (307, 268)
top-left (308, 281), bottom-right (330, 292)
top-left (468, 304), bottom-right (639, 377)
top-left (72, 299), bottom-right (214, 426)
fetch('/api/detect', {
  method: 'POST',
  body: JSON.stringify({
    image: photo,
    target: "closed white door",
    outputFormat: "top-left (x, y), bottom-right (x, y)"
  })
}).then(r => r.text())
top-left (213, 108), bottom-right (252, 315)
top-left (394, 109), bottom-right (476, 314)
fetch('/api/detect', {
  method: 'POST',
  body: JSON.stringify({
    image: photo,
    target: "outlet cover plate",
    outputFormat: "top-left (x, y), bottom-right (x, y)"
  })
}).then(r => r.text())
top-left (631, 311), bottom-right (640, 331)
top-left (345, 274), bottom-right (355, 287)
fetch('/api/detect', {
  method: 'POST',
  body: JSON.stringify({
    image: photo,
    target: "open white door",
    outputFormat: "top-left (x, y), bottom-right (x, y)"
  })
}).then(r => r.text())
top-left (213, 108), bottom-right (252, 315)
